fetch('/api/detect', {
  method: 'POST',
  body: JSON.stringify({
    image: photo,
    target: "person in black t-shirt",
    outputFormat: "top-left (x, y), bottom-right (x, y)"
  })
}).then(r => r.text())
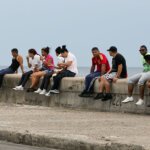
top-left (94, 46), bottom-right (127, 101)
top-left (0, 49), bottom-right (24, 88)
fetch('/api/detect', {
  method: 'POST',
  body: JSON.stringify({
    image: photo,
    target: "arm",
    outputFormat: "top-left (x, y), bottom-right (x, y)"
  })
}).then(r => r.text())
top-left (101, 64), bottom-right (106, 75)
top-left (26, 57), bottom-right (32, 68)
top-left (90, 65), bottom-right (95, 73)
top-left (113, 64), bottom-right (123, 83)
top-left (17, 56), bottom-right (24, 74)
top-left (59, 61), bottom-right (72, 69)
top-left (116, 64), bottom-right (123, 78)
top-left (43, 58), bottom-right (54, 67)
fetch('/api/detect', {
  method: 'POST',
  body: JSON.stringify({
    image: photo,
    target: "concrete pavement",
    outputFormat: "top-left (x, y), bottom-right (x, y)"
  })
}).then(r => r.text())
top-left (0, 103), bottom-right (148, 149)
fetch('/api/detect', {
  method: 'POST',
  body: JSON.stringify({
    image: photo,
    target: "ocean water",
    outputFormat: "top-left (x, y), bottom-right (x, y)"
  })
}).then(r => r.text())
top-left (0, 66), bottom-right (143, 77)
top-left (78, 67), bottom-right (143, 77)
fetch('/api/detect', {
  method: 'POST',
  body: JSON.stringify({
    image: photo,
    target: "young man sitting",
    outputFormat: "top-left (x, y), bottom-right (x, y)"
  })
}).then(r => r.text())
top-left (79, 47), bottom-right (110, 97)
top-left (0, 48), bottom-right (24, 88)
top-left (122, 46), bottom-right (150, 106)
top-left (95, 46), bottom-right (127, 101)
top-left (46, 45), bottom-right (78, 95)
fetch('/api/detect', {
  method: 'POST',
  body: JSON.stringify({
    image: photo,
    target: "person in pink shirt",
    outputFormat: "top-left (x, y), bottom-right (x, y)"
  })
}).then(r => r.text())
top-left (27, 47), bottom-right (54, 92)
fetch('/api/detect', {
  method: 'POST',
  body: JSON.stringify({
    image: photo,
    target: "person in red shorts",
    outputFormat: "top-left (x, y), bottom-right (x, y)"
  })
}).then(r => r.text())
top-left (79, 47), bottom-right (110, 97)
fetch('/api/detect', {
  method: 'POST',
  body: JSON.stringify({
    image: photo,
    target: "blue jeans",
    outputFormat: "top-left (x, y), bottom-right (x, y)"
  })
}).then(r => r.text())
top-left (51, 70), bottom-right (76, 90)
top-left (84, 71), bottom-right (101, 92)
top-left (0, 68), bottom-right (15, 87)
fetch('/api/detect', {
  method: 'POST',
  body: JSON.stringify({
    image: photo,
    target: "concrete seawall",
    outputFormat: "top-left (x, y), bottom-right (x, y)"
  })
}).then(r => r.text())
top-left (0, 74), bottom-right (150, 114)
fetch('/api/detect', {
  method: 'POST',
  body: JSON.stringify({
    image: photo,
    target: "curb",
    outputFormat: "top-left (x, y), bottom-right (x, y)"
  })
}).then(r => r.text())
top-left (0, 130), bottom-right (146, 150)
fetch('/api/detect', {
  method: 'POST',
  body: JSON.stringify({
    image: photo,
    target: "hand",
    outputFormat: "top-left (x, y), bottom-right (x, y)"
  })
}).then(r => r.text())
top-left (26, 56), bottom-right (29, 60)
top-left (34, 68), bottom-right (39, 72)
top-left (22, 71), bottom-right (25, 74)
top-left (113, 77), bottom-right (118, 83)
top-left (98, 77), bottom-right (101, 82)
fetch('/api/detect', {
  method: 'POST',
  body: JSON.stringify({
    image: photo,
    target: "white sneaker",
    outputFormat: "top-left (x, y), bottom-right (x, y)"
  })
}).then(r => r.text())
top-left (13, 87), bottom-right (18, 90)
top-left (39, 89), bottom-right (47, 95)
top-left (122, 97), bottom-right (134, 103)
top-left (50, 89), bottom-right (60, 94)
top-left (45, 91), bottom-right (51, 97)
top-left (136, 99), bottom-right (144, 106)
top-left (34, 88), bottom-right (42, 94)
top-left (13, 85), bottom-right (22, 90)
top-left (14, 86), bottom-right (24, 91)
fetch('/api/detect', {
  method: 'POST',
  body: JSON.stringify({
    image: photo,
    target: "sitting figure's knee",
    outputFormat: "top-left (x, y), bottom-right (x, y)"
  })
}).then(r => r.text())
top-left (146, 80), bottom-right (150, 88)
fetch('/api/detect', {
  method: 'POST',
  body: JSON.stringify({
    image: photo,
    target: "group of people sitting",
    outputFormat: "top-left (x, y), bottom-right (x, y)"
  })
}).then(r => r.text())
top-left (0, 46), bottom-right (78, 96)
top-left (0, 45), bottom-right (150, 106)
top-left (79, 45), bottom-right (150, 106)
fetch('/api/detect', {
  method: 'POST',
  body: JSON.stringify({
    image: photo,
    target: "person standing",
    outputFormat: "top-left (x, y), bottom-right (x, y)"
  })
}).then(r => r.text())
top-left (13, 49), bottom-right (42, 91)
top-left (79, 47), bottom-right (110, 97)
top-left (122, 46), bottom-right (150, 106)
top-left (46, 45), bottom-right (78, 95)
top-left (0, 48), bottom-right (24, 88)
top-left (95, 46), bottom-right (127, 101)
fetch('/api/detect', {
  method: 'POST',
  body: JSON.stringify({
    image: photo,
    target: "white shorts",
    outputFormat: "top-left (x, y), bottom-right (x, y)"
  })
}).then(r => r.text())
top-left (103, 72), bottom-right (117, 82)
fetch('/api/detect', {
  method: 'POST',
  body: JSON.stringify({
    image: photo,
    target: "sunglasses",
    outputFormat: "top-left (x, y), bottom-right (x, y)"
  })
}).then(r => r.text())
top-left (139, 49), bottom-right (146, 52)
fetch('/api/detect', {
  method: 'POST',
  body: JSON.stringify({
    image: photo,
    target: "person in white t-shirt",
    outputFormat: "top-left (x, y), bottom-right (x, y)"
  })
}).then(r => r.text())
top-left (35, 47), bottom-right (64, 96)
top-left (46, 45), bottom-right (78, 95)
top-left (13, 49), bottom-right (42, 91)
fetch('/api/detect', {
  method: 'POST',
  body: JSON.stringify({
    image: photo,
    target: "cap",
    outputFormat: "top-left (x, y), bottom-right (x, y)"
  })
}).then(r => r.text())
top-left (107, 46), bottom-right (117, 52)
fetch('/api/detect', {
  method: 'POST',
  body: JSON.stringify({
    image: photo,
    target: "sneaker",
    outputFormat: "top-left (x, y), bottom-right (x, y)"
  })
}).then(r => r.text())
top-left (102, 93), bottom-right (112, 101)
top-left (122, 97), bottom-right (134, 103)
top-left (78, 90), bottom-right (87, 97)
top-left (13, 85), bottom-right (22, 90)
top-left (94, 93), bottom-right (104, 100)
top-left (136, 99), bottom-right (144, 106)
top-left (50, 89), bottom-right (60, 94)
top-left (45, 91), bottom-right (51, 97)
top-left (34, 88), bottom-right (42, 94)
top-left (14, 86), bottom-right (24, 91)
top-left (17, 86), bottom-right (24, 91)
top-left (13, 87), bottom-right (18, 90)
top-left (39, 89), bottom-right (47, 95)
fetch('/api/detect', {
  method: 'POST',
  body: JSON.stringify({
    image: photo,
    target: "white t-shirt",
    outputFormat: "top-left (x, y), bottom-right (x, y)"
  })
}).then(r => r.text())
top-left (57, 54), bottom-right (64, 64)
top-left (29, 54), bottom-right (42, 70)
top-left (65, 52), bottom-right (78, 74)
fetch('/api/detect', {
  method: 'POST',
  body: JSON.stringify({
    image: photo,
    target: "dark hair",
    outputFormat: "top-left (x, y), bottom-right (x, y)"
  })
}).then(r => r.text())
top-left (92, 47), bottom-right (99, 51)
top-left (41, 47), bottom-right (50, 54)
top-left (61, 45), bottom-right (68, 53)
top-left (55, 47), bottom-right (62, 54)
top-left (140, 45), bottom-right (147, 51)
top-left (144, 54), bottom-right (150, 61)
top-left (11, 48), bottom-right (18, 54)
top-left (28, 49), bottom-right (37, 55)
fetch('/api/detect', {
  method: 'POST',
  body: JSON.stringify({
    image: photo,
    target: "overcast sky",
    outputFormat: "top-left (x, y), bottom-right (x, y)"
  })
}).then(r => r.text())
top-left (0, 0), bottom-right (149, 67)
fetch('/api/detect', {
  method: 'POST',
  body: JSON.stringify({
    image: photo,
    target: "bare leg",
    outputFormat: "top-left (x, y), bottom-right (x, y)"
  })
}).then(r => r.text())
top-left (30, 71), bottom-right (46, 88)
top-left (128, 84), bottom-right (134, 97)
top-left (146, 81), bottom-right (150, 88)
top-left (103, 79), bottom-right (111, 93)
top-left (139, 85), bottom-right (145, 100)
top-left (99, 77), bottom-right (105, 93)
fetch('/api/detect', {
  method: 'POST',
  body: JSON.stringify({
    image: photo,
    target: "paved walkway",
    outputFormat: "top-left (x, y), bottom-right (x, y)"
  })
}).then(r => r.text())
top-left (0, 104), bottom-right (149, 149)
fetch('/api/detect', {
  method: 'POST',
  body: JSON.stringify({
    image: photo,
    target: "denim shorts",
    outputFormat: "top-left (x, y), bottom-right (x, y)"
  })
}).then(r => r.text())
top-left (44, 69), bottom-right (54, 74)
